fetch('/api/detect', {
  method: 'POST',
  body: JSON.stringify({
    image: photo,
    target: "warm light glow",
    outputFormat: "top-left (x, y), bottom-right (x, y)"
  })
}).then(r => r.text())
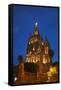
top-left (33, 59), bottom-right (35, 63)
top-left (43, 55), bottom-right (47, 64)
top-left (36, 58), bottom-right (38, 62)
top-left (50, 67), bottom-right (57, 74)
top-left (42, 42), bottom-right (44, 45)
top-left (33, 47), bottom-right (35, 51)
top-left (30, 51), bottom-right (32, 54)
top-left (31, 40), bottom-right (33, 43)
top-left (50, 68), bottom-right (53, 72)
top-left (45, 47), bottom-right (48, 54)
top-left (47, 72), bottom-right (52, 77)
top-left (26, 58), bottom-right (30, 62)
top-left (14, 77), bottom-right (17, 82)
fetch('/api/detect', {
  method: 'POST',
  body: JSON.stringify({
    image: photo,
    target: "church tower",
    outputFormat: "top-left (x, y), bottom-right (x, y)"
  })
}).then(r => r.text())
top-left (42, 38), bottom-right (50, 64)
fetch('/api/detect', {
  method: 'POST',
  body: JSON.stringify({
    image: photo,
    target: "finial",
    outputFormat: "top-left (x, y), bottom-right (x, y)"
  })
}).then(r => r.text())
top-left (35, 22), bottom-right (38, 26)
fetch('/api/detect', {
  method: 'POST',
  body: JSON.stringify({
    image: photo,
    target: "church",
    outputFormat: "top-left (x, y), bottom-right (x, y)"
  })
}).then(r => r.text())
top-left (14, 22), bottom-right (58, 85)
top-left (26, 22), bottom-right (51, 64)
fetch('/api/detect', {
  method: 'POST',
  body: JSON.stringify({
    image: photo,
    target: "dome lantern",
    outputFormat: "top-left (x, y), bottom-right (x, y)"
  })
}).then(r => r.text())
top-left (34, 22), bottom-right (39, 35)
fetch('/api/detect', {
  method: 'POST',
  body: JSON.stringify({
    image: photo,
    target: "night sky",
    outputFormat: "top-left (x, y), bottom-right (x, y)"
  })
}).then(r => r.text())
top-left (12, 5), bottom-right (59, 65)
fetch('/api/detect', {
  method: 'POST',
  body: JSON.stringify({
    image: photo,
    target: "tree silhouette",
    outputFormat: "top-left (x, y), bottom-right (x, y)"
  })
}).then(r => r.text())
top-left (17, 55), bottom-right (24, 64)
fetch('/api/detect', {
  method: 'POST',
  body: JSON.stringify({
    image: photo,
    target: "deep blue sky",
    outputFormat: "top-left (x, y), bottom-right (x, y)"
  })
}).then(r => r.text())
top-left (13, 5), bottom-right (59, 65)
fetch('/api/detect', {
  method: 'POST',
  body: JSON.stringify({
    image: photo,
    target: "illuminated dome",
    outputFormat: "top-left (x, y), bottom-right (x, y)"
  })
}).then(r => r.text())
top-left (27, 22), bottom-right (42, 55)
top-left (26, 22), bottom-right (51, 64)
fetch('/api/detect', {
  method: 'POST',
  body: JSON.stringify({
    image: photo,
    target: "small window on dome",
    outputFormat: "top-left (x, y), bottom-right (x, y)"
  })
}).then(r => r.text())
top-left (33, 47), bottom-right (35, 51)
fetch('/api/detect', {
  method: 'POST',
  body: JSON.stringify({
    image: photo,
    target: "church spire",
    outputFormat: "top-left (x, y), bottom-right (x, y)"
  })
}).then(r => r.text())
top-left (34, 22), bottom-right (39, 35)
top-left (35, 22), bottom-right (38, 27)
top-left (44, 37), bottom-right (50, 47)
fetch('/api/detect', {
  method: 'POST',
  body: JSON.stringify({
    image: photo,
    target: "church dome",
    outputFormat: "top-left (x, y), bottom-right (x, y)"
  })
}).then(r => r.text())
top-left (26, 22), bottom-right (51, 64)
top-left (26, 22), bottom-right (42, 54)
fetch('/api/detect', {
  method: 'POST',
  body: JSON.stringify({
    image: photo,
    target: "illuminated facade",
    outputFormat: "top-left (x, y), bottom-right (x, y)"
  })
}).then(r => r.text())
top-left (26, 22), bottom-right (51, 64)
top-left (14, 22), bottom-right (58, 84)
